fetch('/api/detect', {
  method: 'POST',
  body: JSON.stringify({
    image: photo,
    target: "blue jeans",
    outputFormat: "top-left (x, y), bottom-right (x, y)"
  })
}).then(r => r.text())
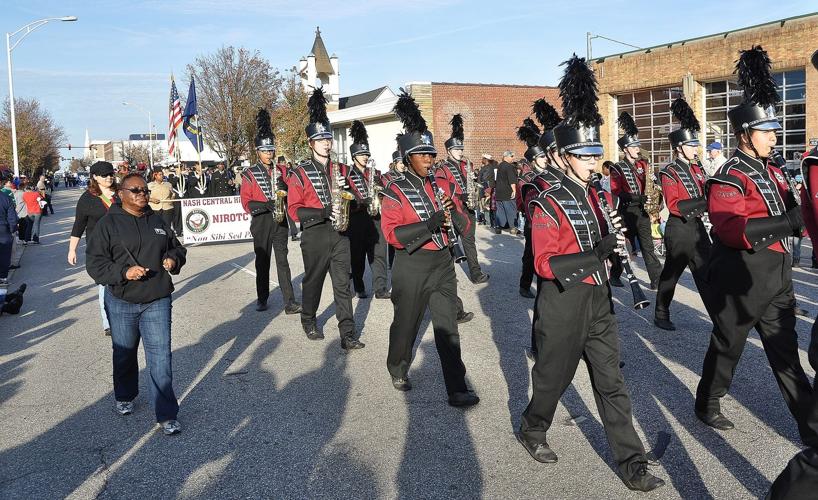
top-left (494, 200), bottom-right (517, 229)
top-left (105, 291), bottom-right (178, 422)
top-left (25, 214), bottom-right (42, 242)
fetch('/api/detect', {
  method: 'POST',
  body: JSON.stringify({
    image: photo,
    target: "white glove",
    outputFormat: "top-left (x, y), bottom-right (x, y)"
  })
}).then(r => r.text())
top-left (336, 175), bottom-right (349, 190)
top-left (609, 210), bottom-right (625, 233)
top-left (614, 233), bottom-right (628, 257)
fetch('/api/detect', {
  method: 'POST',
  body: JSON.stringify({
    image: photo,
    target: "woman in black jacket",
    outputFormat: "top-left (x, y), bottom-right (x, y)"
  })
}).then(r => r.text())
top-left (86, 173), bottom-right (187, 435)
top-left (68, 161), bottom-right (118, 335)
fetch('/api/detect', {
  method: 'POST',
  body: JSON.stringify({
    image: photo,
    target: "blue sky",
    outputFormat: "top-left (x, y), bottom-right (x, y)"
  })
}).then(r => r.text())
top-left (2, 0), bottom-right (815, 166)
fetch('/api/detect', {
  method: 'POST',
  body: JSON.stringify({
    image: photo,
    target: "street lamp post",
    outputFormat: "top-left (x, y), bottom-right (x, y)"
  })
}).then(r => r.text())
top-left (122, 101), bottom-right (154, 169)
top-left (6, 16), bottom-right (77, 178)
top-left (586, 32), bottom-right (642, 62)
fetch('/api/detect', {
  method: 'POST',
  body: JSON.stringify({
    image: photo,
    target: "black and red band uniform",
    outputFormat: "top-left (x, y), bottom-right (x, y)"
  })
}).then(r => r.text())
top-left (342, 162), bottom-right (388, 295)
top-left (436, 157), bottom-right (486, 281)
top-left (381, 169), bottom-right (471, 395)
top-left (609, 158), bottom-right (663, 284)
top-left (800, 150), bottom-right (818, 374)
top-left (520, 175), bottom-right (650, 479)
top-left (287, 157), bottom-right (355, 337)
top-left (695, 148), bottom-right (818, 446)
top-left (519, 166), bottom-right (563, 293)
top-left (654, 158), bottom-right (713, 322)
top-left (240, 162), bottom-right (297, 307)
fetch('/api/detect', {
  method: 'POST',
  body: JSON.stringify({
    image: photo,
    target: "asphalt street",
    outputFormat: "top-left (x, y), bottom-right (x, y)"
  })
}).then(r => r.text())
top-left (1, 188), bottom-right (816, 499)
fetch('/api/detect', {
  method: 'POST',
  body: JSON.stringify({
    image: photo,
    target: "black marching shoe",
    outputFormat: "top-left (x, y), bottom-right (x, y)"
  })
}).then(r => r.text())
top-left (794, 305), bottom-right (810, 318)
top-left (695, 410), bottom-right (734, 430)
top-left (284, 302), bottom-right (302, 314)
top-left (391, 377), bottom-right (412, 391)
top-left (341, 335), bottom-right (365, 351)
top-left (609, 277), bottom-right (625, 288)
top-left (519, 287), bottom-right (535, 298)
top-left (516, 434), bottom-right (558, 463)
top-left (649, 280), bottom-right (658, 291)
top-left (304, 325), bottom-right (324, 341)
top-left (356, 290), bottom-right (368, 299)
top-left (374, 289), bottom-right (391, 299)
top-left (448, 390), bottom-right (480, 407)
top-left (622, 463), bottom-right (665, 492)
top-left (255, 299), bottom-right (268, 312)
top-left (471, 273), bottom-right (490, 284)
top-left (653, 317), bottom-right (676, 331)
top-left (456, 311), bottom-right (474, 324)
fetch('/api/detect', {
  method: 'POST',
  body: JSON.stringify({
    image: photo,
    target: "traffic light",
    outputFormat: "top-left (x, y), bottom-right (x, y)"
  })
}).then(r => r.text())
top-left (68, 144), bottom-right (72, 150)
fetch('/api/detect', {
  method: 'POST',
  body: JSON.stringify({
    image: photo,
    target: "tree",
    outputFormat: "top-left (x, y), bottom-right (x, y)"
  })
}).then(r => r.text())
top-left (273, 68), bottom-right (310, 163)
top-left (122, 141), bottom-right (167, 168)
top-left (187, 46), bottom-right (282, 168)
top-left (0, 97), bottom-right (66, 177)
top-left (69, 157), bottom-right (91, 173)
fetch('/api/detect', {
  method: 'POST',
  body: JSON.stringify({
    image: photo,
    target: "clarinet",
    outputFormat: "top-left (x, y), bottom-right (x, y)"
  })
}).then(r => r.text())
top-left (770, 149), bottom-right (802, 207)
top-left (692, 155), bottom-right (713, 242)
top-left (590, 175), bottom-right (650, 310)
top-left (426, 173), bottom-right (467, 263)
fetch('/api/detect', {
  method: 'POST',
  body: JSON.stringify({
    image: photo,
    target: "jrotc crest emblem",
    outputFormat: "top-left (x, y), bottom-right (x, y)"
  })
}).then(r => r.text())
top-left (774, 172), bottom-right (785, 183)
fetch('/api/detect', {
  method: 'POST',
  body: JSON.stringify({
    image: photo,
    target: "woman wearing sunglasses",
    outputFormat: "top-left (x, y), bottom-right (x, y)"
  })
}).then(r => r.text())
top-left (86, 172), bottom-right (187, 435)
top-left (68, 161), bottom-right (119, 335)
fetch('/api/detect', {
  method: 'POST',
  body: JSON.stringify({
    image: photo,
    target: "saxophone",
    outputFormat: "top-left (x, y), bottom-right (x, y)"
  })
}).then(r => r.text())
top-left (331, 161), bottom-right (354, 231)
top-left (272, 163), bottom-right (287, 223)
top-left (367, 158), bottom-right (382, 217)
top-left (639, 157), bottom-right (662, 217)
top-left (463, 156), bottom-right (478, 209)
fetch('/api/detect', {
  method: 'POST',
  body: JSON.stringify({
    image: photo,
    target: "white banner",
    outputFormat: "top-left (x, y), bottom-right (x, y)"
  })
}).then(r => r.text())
top-left (180, 196), bottom-right (252, 244)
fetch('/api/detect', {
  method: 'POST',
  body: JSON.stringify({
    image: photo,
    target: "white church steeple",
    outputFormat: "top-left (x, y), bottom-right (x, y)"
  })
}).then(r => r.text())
top-left (299, 27), bottom-right (339, 110)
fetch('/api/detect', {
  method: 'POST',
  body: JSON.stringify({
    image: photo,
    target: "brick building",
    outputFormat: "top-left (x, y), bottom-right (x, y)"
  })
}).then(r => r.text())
top-left (301, 27), bottom-right (559, 166)
top-left (592, 12), bottom-right (818, 166)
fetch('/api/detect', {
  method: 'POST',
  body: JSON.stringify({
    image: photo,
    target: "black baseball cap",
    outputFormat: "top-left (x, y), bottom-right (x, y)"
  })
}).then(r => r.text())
top-left (90, 161), bottom-right (115, 177)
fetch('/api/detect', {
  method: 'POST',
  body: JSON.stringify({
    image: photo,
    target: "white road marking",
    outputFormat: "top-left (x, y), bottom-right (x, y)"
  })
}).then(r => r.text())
top-left (229, 263), bottom-right (278, 286)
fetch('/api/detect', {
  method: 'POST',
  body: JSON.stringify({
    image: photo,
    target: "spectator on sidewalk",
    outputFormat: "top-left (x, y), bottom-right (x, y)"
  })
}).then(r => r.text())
top-left (22, 184), bottom-right (43, 244)
top-left (0, 179), bottom-right (18, 286)
top-left (86, 172), bottom-right (187, 436)
top-left (704, 142), bottom-right (727, 177)
top-left (38, 175), bottom-right (54, 215)
top-left (493, 150), bottom-right (519, 234)
top-left (68, 161), bottom-right (119, 336)
top-left (13, 181), bottom-right (27, 244)
top-left (148, 167), bottom-right (176, 231)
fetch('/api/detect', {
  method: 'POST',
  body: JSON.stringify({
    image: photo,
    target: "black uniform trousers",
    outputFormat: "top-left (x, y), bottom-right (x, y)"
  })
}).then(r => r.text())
top-left (250, 212), bottom-right (295, 306)
top-left (460, 210), bottom-right (483, 280)
top-left (520, 280), bottom-right (646, 479)
top-left (520, 225), bottom-right (534, 290)
top-left (348, 210), bottom-right (388, 293)
top-left (300, 221), bottom-right (355, 337)
top-left (654, 215), bottom-right (712, 321)
top-left (172, 200), bottom-right (183, 236)
top-left (611, 204), bottom-right (662, 284)
top-left (387, 248), bottom-right (468, 395)
top-left (158, 208), bottom-right (175, 237)
top-left (696, 243), bottom-right (818, 447)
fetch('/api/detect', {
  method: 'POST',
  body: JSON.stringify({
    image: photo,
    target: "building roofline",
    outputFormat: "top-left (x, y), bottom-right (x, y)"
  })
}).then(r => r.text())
top-left (594, 11), bottom-right (818, 62)
top-left (430, 82), bottom-right (557, 89)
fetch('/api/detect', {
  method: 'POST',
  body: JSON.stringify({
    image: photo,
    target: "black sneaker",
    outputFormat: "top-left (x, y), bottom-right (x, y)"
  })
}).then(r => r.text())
top-left (471, 273), bottom-right (490, 284)
top-left (391, 377), bottom-right (412, 391)
top-left (519, 287), bottom-right (535, 298)
top-left (448, 390), bottom-right (480, 407)
top-left (304, 325), bottom-right (324, 340)
top-left (516, 433), bottom-right (558, 463)
top-left (341, 335), bottom-right (365, 351)
top-left (284, 302), bottom-right (302, 314)
top-left (374, 289), bottom-right (391, 299)
top-left (255, 299), bottom-right (268, 311)
top-left (653, 318), bottom-right (676, 331)
top-left (104, 328), bottom-right (112, 336)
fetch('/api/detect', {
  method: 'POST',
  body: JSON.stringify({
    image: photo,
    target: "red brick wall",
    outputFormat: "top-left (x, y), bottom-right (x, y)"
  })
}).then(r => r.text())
top-left (429, 83), bottom-right (560, 161)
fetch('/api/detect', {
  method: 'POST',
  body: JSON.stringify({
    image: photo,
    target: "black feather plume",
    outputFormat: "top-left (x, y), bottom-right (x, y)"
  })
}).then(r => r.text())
top-left (255, 108), bottom-right (273, 138)
top-left (449, 114), bottom-right (464, 141)
top-left (393, 89), bottom-right (427, 134)
top-left (617, 112), bottom-right (639, 136)
top-left (350, 120), bottom-right (368, 146)
top-left (670, 98), bottom-right (700, 132)
top-left (532, 99), bottom-right (561, 130)
top-left (517, 119), bottom-right (541, 148)
top-left (735, 45), bottom-right (779, 108)
top-left (307, 87), bottom-right (329, 125)
top-left (558, 55), bottom-right (602, 127)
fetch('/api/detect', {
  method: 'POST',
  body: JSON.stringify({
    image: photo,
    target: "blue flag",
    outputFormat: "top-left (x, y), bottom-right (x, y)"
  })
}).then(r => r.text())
top-left (182, 77), bottom-right (204, 153)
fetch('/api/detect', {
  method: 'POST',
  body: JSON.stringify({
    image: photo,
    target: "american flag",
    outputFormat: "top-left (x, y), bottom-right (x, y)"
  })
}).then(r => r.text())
top-left (168, 76), bottom-right (183, 158)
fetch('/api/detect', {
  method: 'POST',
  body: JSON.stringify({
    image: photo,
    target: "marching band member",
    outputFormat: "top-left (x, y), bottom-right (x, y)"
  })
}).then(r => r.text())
top-left (695, 46), bottom-right (815, 443)
top-left (240, 109), bottom-right (302, 314)
top-left (435, 114), bottom-right (490, 284)
top-left (652, 101), bottom-right (712, 331)
top-left (381, 90), bottom-right (478, 406)
top-left (609, 114), bottom-right (663, 289)
top-left (287, 88), bottom-right (364, 351)
top-left (517, 55), bottom-right (664, 492)
top-left (518, 98), bottom-right (564, 299)
top-left (343, 120), bottom-right (390, 299)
